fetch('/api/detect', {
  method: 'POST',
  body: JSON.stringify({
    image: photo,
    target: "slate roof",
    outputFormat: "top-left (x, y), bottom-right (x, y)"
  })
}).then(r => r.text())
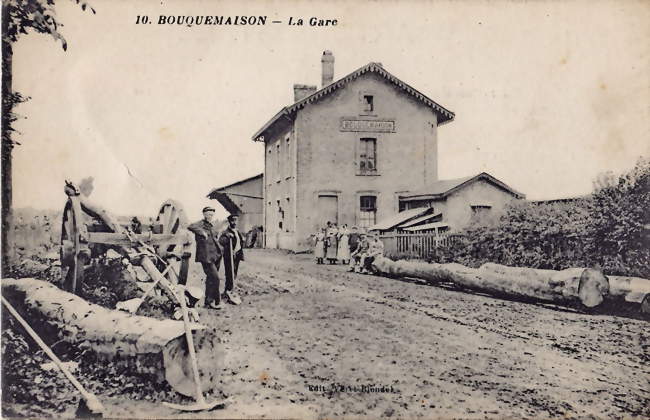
top-left (399, 212), bottom-right (442, 228)
top-left (403, 222), bottom-right (449, 232)
top-left (368, 207), bottom-right (435, 231)
top-left (252, 62), bottom-right (454, 141)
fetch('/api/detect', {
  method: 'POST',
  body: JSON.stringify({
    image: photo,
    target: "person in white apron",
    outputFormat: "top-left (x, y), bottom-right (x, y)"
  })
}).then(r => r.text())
top-left (313, 228), bottom-right (326, 264)
top-left (337, 224), bottom-right (350, 264)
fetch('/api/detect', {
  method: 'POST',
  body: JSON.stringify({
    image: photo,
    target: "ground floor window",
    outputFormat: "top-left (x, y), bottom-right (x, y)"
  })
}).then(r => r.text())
top-left (471, 204), bottom-right (491, 222)
top-left (471, 205), bottom-right (491, 214)
top-left (359, 195), bottom-right (377, 228)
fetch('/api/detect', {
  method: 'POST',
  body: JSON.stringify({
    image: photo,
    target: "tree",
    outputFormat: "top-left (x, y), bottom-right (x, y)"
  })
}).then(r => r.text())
top-left (1, 0), bottom-right (94, 274)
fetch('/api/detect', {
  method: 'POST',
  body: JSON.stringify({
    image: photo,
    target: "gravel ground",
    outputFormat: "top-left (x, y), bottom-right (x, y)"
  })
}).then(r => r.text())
top-left (4, 249), bottom-right (649, 418)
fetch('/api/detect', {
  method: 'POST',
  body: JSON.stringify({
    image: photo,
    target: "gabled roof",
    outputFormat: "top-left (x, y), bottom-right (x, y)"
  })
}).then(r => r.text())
top-left (252, 62), bottom-right (455, 141)
top-left (368, 207), bottom-right (435, 231)
top-left (206, 173), bottom-right (263, 199)
top-left (399, 172), bottom-right (525, 201)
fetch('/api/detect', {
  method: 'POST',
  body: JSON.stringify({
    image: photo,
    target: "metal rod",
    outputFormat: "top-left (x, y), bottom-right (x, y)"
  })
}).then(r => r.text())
top-left (1, 295), bottom-right (104, 414)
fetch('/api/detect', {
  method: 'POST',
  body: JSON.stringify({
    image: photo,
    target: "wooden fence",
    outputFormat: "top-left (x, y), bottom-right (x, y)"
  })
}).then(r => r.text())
top-left (379, 232), bottom-right (461, 259)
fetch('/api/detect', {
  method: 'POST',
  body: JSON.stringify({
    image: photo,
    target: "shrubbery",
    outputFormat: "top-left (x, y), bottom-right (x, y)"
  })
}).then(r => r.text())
top-left (435, 158), bottom-right (649, 278)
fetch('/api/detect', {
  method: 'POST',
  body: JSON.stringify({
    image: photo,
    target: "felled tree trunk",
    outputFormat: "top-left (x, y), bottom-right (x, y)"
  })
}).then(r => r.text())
top-left (2, 278), bottom-right (223, 397)
top-left (606, 275), bottom-right (650, 314)
top-left (371, 257), bottom-right (609, 308)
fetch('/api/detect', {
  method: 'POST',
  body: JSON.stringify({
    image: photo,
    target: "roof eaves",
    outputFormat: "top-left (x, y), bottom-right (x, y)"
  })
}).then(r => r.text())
top-left (207, 173), bottom-right (264, 198)
top-left (252, 62), bottom-right (455, 140)
top-left (399, 193), bottom-right (445, 201)
top-left (252, 107), bottom-right (290, 141)
top-left (372, 64), bottom-right (455, 122)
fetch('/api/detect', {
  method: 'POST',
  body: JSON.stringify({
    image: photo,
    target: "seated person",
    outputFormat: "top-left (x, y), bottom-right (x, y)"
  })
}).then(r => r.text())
top-left (349, 232), bottom-right (369, 273)
top-left (362, 233), bottom-right (385, 274)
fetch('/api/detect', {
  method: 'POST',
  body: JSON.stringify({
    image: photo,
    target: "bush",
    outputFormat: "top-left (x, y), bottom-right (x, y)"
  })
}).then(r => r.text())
top-left (438, 158), bottom-right (649, 277)
top-left (586, 157), bottom-right (650, 276)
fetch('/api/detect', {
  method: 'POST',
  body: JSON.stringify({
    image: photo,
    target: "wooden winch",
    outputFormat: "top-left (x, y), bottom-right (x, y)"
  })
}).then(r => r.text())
top-left (60, 181), bottom-right (193, 295)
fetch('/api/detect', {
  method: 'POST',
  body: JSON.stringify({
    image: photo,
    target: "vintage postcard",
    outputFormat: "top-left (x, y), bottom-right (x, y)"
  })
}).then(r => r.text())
top-left (2, 0), bottom-right (649, 418)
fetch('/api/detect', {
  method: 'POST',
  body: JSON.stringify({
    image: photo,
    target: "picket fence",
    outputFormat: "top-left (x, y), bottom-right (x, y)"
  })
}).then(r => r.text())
top-left (379, 231), bottom-right (461, 259)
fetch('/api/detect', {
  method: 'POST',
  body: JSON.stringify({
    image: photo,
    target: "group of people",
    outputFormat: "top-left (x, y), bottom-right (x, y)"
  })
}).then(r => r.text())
top-left (312, 221), bottom-right (384, 274)
top-left (186, 207), bottom-right (245, 310)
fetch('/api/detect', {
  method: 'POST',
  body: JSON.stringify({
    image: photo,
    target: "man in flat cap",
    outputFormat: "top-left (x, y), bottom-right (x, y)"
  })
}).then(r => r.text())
top-left (187, 207), bottom-right (223, 309)
top-left (218, 214), bottom-right (245, 305)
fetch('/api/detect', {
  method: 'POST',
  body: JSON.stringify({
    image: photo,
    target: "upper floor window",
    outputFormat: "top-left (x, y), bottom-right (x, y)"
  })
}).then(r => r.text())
top-left (276, 143), bottom-right (281, 180)
top-left (359, 138), bottom-right (377, 174)
top-left (363, 95), bottom-right (374, 112)
top-left (267, 148), bottom-right (273, 184)
top-left (285, 135), bottom-right (291, 178)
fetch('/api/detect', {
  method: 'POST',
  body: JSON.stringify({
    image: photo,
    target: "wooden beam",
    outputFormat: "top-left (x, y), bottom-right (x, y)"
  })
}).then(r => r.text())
top-left (84, 232), bottom-right (182, 246)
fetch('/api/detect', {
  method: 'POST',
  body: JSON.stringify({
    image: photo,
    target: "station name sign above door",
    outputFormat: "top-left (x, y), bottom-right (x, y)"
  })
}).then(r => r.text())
top-left (340, 119), bottom-right (396, 133)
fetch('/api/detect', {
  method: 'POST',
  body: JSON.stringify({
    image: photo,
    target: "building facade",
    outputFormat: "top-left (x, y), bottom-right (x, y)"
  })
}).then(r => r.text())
top-left (253, 51), bottom-right (454, 251)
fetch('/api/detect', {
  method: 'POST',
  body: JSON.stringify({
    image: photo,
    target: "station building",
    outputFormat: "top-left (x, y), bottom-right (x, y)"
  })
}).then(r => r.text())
top-left (252, 51), bottom-right (455, 251)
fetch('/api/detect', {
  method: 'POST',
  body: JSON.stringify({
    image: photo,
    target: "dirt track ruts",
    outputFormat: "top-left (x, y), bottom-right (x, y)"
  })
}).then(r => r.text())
top-left (107, 249), bottom-right (649, 419)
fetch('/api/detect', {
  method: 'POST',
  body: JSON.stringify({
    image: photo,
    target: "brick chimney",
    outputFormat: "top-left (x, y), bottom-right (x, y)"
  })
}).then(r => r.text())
top-left (321, 50), bottom-right (335, 87)
top-left (293, 84), bottom-right (317, 102)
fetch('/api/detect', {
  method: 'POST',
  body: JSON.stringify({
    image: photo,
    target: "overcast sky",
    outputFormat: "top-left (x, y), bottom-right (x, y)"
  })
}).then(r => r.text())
top-left (12, 0), bottom-right (649, 219)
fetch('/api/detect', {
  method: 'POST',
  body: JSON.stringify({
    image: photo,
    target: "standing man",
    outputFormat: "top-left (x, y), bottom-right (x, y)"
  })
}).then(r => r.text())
top-left (187, 207), bottom-right (223, 310)
top-left (219, 214), bottom-right (245, 305)
top-left (347, 226), bottom-right (360, 270)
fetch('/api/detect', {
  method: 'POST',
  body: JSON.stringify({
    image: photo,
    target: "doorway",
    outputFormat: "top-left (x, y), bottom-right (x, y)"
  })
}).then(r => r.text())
top-left (317, 195), bottom-right (338, 227)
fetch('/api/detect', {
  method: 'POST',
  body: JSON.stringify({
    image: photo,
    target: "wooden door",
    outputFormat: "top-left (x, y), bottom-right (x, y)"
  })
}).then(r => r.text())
top-left (317, 195), bottom-right (338, 227)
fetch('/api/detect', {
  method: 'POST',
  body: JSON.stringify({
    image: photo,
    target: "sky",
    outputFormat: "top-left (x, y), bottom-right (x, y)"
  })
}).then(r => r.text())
top-left (11, 0), bottom-right (650, 220)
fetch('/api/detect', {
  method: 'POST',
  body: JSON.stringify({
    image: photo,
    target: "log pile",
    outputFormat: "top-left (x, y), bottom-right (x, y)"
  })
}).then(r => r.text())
top-left (371, 257), bottom-right (650, 314)
top-left (2, 278), bottom-right (224, 397)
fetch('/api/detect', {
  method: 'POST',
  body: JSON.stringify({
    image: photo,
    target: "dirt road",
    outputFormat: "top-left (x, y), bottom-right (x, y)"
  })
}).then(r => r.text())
top-left (8, 249), bottom-right (648, 418)
top-left (108, 248), bottom-right (647, 419)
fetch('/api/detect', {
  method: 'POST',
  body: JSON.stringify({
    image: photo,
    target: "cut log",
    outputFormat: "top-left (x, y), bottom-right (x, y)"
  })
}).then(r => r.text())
top-left (603, 275), bottom-right (650, 316)
top-left (478, 262), bottom-right (609, 308)
top-left (606, 275), bottom-right (650, 304)
top-left (2, 278), bottom-right (223, 397)
top-left (371, 257), bottom-right (609, 308)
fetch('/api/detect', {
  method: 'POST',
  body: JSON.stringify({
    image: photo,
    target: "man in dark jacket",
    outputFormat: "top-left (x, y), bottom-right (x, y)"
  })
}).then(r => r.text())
top-left (187, 207), bottom-right (223, 309)
top-left (218, 214), bottom-right (245, 304)
top-left (347, 226), bottom-right (361, 271)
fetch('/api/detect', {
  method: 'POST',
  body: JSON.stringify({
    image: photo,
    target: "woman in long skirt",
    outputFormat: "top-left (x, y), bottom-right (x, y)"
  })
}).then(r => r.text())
top-left (326, 224), bottom-right (338, 264)
top-left (337, 224), bottom-right (350, 264)
top-left (313, 228), bottom-right (326, 264)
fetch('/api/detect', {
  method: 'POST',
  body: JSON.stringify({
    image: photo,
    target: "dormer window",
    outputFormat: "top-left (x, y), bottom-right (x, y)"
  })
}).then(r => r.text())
top-left (363, 95), bottom-right (374, 112)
